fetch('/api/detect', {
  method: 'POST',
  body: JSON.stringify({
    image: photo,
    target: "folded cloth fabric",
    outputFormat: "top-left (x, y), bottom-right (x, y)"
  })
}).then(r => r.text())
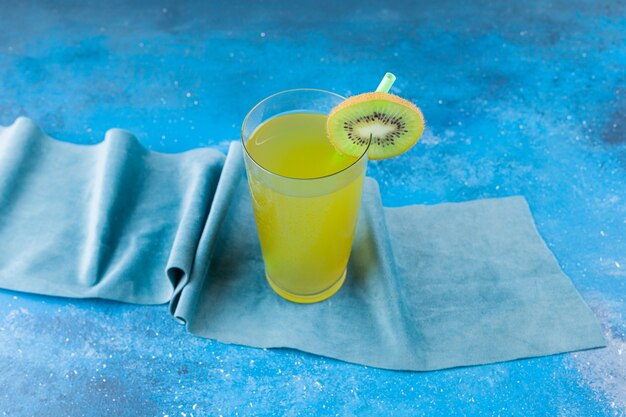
top-left (0, 117), bottom-right (224, 305)
top-left (0, 117), bottom-right (606, 371)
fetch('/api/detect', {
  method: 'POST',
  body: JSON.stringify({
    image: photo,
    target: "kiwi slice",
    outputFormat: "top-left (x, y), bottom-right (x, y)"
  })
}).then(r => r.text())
top-left (327, 92), bottom-right (425, 160)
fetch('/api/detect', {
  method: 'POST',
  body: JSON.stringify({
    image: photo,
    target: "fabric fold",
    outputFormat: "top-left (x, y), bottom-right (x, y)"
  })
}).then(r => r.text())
top-left (0, 117), bottom-right (224, 304)
top-left (169, 142), bottom-right (244, 323)
top-left (79, 128), bottom-right (147, 286)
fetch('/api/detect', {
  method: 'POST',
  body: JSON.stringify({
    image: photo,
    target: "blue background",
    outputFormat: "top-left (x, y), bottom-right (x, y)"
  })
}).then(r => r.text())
top-left (1, 1), bottom-right (624, 415)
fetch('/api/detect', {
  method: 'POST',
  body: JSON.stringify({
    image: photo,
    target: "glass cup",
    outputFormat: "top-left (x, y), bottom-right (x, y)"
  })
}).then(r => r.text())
top-left (241, 89), bottom-right (368, 303)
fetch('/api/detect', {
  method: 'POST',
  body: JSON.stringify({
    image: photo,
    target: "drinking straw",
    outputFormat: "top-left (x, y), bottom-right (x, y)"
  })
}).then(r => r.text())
top-left (375, 72), bottom-right (396, 93)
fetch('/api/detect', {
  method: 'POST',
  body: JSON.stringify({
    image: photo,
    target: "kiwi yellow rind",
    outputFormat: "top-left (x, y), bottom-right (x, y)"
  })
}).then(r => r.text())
top-left (327, 92), bottom-right (425, 160)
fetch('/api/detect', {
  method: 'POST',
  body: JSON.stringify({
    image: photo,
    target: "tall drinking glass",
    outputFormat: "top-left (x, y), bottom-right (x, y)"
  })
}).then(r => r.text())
top-left (241, 89), bottom-right (368, 303)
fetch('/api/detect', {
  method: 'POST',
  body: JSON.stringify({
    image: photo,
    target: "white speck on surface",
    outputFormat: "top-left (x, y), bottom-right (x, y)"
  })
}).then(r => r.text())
top-left (260, 32), bottom-right (266, 37)
top-left (573, 297), bottom-right (626, 412)
top-left (600, 230), bottom-right (606, 236)
top-left (186, 92), bottom-right (191, 98)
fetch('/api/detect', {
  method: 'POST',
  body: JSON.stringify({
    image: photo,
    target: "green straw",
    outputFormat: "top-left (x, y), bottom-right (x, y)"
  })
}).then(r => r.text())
top-left (375, 72), bottom-right (396, 93)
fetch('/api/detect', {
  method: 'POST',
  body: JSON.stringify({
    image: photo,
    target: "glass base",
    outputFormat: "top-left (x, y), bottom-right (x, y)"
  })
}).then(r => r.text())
top-left (266, 269), bottom-right (347, 304)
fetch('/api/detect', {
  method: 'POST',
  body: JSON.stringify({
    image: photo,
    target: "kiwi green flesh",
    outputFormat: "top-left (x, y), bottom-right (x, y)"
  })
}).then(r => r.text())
top-left (328, 99), bottom-right (424, 160)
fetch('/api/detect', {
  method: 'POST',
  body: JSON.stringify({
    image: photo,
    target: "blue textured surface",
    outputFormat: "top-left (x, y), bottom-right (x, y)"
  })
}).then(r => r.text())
top-left (0, 1), bottom-right (624, 416)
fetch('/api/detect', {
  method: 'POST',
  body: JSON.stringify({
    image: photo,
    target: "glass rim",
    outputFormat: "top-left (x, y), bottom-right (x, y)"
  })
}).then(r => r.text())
top-left (240, 88), bottom-right (370, 181)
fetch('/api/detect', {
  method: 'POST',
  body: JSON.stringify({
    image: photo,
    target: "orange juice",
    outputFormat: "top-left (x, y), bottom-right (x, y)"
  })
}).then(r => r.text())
top-left (244, 112), bottom-right (366, 302)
